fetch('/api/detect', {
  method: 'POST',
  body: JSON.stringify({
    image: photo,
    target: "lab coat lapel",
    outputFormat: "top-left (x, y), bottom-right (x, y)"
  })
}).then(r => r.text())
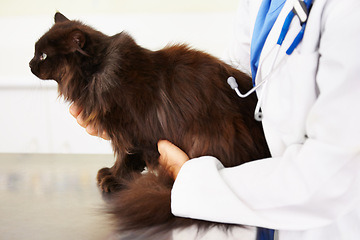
top-left (255, 0), bottom-right (302, 83)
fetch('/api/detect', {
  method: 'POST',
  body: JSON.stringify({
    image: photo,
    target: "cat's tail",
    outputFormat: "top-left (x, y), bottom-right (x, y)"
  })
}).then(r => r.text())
top-left (105, 168), bottom-right (227, 239)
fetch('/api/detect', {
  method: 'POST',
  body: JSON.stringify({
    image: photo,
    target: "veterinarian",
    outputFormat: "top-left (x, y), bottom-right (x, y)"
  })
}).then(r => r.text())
top-left (70, 0), bottom-right (360, 239)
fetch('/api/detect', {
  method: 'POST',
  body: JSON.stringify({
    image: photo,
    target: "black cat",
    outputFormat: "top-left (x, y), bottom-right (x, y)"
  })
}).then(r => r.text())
top-left (29, 12), bottom-right (270, 239)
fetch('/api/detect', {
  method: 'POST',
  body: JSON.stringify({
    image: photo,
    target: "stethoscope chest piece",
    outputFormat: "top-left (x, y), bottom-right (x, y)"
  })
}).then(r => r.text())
top-left (254, 111), bottom-right (263, 122)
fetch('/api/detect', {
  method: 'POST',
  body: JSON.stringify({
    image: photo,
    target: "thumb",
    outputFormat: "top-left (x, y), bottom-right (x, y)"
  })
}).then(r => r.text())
top-left (158, 140), bottom-right (189, 179)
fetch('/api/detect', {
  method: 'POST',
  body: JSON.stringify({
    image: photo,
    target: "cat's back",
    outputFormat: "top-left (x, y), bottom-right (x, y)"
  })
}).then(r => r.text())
top-left (154, 44), bottom-right (221, 67)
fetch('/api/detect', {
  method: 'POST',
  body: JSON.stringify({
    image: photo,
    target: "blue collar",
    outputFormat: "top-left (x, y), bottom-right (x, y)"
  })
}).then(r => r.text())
top-left (250, 0), bottom-right (286, 82)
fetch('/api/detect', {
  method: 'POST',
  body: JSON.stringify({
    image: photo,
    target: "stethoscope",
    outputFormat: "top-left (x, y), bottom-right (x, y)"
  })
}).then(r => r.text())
top-left (228, 0), bottom-right (313, 120)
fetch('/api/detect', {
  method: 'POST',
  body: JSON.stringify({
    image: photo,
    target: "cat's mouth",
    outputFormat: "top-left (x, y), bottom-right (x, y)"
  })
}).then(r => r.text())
top-left (29, 67), bottom-right (49, 80)
top-left (29, 59), bottom-right (44, 80)
top-left (29, 66), bottom-right (44, 80)
top-left (29, 59), bottom-right (59, 82)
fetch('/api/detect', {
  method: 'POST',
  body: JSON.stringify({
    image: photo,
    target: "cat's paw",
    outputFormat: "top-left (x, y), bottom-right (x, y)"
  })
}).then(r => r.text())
top-left (97, 167), bottom-right (123, 193)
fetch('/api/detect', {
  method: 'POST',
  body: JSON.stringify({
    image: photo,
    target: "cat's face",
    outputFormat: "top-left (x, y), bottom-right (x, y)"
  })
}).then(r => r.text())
top-left (29, 34), bottom-right (64, 81)
top-left (29, 12), bottom-right (86, 82)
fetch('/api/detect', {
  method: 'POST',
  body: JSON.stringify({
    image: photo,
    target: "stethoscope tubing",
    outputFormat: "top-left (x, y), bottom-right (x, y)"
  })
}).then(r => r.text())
top-left (228, 0), bottom-right (314, 121)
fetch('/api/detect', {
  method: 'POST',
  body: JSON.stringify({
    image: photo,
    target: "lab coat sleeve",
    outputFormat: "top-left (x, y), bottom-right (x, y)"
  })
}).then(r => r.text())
top-left (171, 0), bottom-right (360, 231)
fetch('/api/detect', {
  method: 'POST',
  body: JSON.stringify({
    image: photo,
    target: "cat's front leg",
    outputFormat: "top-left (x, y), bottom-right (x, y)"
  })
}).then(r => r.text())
top-left (97, 153), bottom-right (146, 193)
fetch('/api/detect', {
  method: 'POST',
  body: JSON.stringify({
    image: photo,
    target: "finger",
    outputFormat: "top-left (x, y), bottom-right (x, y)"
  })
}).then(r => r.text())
top-left (158, 140), bottom-right (189, 165)
top-left (85, 124), bottom-right (98, 136)
top-left (101, 131), bottom-right (111, 140)
top-left (70, 104), bottom-right (88, 128)
top-left (158, 140), bottom-right (189, 179)
top-left (69, 103), bottom-right (82, 118)
top-left (86, 125), bottom-right (110, 140)
top-left (70, 103), bottom-right (110, 140)
top-left (76, 112), bottom-right (88, 128)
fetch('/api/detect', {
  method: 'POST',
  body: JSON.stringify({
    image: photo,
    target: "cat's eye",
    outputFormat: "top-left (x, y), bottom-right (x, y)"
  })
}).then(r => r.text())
top-left (40, 53), bottom-right (47, 61)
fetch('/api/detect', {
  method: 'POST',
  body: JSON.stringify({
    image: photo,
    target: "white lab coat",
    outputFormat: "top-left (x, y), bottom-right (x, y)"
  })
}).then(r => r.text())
top-left (171, 0), bottom-right (360, 239)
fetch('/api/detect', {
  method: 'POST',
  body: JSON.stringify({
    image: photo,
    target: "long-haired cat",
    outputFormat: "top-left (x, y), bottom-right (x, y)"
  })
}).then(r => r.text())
top-left (30, 12), bottom-right (270, 239)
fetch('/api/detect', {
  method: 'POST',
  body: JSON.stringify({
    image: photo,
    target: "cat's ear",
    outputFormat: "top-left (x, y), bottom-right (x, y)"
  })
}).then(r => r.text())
top-left (55, 12), bottom-right (69, 23)
top-left (70, 30), bottom-right (85, 48)
top-left (68, 30), bottom-right (88, 56)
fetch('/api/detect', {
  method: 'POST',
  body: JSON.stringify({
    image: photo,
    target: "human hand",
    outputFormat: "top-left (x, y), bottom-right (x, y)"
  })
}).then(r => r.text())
top-left (158, 140), bottom-right (189, 180)
top-left (69, 103), bottom-right (110, 140)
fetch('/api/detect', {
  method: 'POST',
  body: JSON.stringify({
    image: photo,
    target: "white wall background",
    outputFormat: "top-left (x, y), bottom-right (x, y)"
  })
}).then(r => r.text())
top-left (0, 0), bottom-right (239, 153)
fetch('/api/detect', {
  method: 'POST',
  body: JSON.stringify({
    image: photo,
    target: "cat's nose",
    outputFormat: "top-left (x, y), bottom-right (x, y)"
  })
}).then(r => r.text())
top-left (29, 59), bottom-right (34, 68)
top-left (29, 58), bottom-right (38, 76)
